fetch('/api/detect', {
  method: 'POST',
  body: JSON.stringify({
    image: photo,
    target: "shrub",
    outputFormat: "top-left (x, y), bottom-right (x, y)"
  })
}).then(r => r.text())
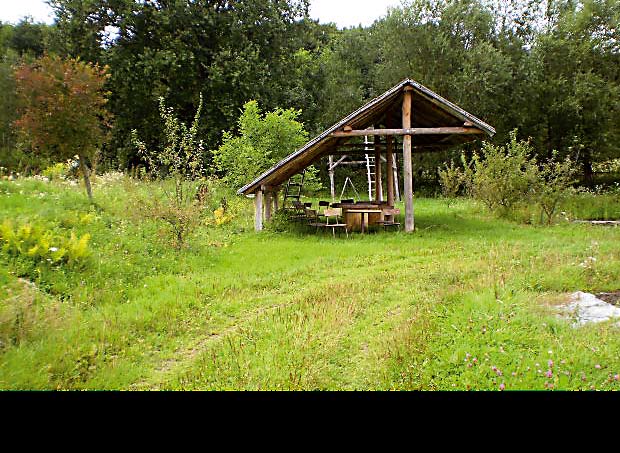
top-left (0, 220), bottom-right (91, 267)
top-left (464, 131), bottom-right (539, 215)
top-left (533, 153), bottom-right (578, 224)
top-left (212, 100), bottom-right (321, 193)
top-left (131, 95), bottom-right (206, 249)
top-left (438, 160), bottom-right (466, 206)
top-left (41, 162), bottom-right (69, 181)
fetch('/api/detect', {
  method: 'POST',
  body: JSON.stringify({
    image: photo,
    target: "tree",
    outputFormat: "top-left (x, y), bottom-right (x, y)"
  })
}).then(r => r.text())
top-left (13, 54), bottom-right (111, 200)
top-left (213, 100), bottom-right (310, 189)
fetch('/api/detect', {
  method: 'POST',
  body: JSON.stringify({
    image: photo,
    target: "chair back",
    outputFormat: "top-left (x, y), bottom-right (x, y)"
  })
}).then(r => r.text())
top-left (341, 199), bottom-right (354, 204)
top-left (319, 201), bottom-right (330, 208)
top-left (324, 207), bottom-right (342, 219)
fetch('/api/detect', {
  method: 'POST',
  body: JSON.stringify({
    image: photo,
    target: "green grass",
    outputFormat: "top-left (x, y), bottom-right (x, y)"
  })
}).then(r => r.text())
top-left (1, 175), bottom-right (620, 390)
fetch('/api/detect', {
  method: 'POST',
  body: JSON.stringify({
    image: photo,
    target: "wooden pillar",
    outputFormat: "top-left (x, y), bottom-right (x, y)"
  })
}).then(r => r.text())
top-left (329, 155), bottom-right (335, 200)
top-left (386, 135), bottom-right (395, 207)
top-left (254, 189), bottom-right (263, 231)
top-left (264, 190), bottom-right (272, 222)
top-left (273, 189), bottom-right (279, 212)
top-left (374, 136), bottom-right (383, 202)
top-left (402, 86), bottom-right (414, 232)
top-left (393, 152), bottom-right (401, 202)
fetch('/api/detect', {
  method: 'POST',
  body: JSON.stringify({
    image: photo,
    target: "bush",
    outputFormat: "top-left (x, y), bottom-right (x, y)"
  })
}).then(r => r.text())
top-left (437, 159), bottom-right (466, 205)
top-left (461, 130), bottom-right (578, 224)
top-left (41, 162), bottom-right (69, 181)
top-left (212, 100), bottom-right (311, 190)
top-left (464, 131), bottom-right (539, 215)
top-left (0, 220), bottom-right (91, 267)
top-left (131, 96), bottom-right (206, 249)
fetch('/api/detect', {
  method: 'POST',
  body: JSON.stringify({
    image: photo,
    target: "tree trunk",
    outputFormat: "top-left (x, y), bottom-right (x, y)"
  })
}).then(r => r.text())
top-left (582, 149), bottom-right (593, 186)
top-left (78, 154), bottom-right (93, 201)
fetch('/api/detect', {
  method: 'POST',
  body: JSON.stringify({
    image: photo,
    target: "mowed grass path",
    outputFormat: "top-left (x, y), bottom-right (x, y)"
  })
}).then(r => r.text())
top-left (1, 177), bottom-right (620, 390)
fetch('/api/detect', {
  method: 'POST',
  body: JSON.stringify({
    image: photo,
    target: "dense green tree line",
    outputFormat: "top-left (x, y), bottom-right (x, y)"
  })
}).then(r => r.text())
top-left (1, 0), bottom-right (618, 186)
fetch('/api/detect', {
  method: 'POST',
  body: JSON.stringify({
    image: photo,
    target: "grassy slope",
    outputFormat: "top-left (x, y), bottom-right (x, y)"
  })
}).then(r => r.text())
top-left (1, 176), bottom-right (620, 390)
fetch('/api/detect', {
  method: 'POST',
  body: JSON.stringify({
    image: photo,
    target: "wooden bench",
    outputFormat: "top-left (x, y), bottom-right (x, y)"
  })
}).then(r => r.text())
top-left (375, 208), bottom-right (401, 230)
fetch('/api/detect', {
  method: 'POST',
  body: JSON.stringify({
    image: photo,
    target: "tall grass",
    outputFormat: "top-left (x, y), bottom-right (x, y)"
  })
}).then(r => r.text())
top-left (1, 176), bottom-right (619, 390)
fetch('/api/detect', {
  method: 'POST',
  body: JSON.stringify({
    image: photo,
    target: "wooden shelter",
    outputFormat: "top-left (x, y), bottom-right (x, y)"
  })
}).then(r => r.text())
top-left (238, 79), bottom-right (495, 232)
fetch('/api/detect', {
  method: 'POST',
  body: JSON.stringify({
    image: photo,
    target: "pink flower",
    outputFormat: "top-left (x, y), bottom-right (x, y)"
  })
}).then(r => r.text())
top-left (499, 383), bottom-right (505, 391)
top-left (511, 372), bottom-right (517, 377)
top-left (548, 360), bottom-right (554, 368)
top-left (545, 370), bottom-right (553, 378)
top-left (614, 374), bottom-right (619, 381)
top-left (595, 364), bottom-right (602, 369)
top-left (472, 357), bottom-right (478, 363)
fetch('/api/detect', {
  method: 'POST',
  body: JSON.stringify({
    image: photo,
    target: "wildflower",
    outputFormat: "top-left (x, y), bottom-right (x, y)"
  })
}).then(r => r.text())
top-left (472, 357), bottom-right (478, 364)
top-left (614, 374), bottom-right (619, 381)
top-left (548, 350), bottom-right (553, 355)
top-left (548, 360), bottom-right (554, 368)
top-left (595, 364), bottom-right (601, 369)
top-left (511, 372), bottom-right (517, 377)
top-left (499, 383), bottom-right (505, 391)
top-left (49, 247), bottom-right (58, 252)
top-left (545, 370), bottom-right (553, 378)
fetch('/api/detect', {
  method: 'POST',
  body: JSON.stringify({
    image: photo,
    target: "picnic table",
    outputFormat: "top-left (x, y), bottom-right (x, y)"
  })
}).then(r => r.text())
top-left (331, 202), bottom-right (391, 233)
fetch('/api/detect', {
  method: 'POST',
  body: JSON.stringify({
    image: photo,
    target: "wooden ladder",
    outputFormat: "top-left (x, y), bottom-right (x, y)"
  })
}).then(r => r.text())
top-left (364, 134), bottom-right (375, 200)
top-left (283, 170), bottom-right (306, 209)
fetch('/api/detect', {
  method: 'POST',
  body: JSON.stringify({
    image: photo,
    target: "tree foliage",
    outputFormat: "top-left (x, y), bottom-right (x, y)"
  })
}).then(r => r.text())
top-left (13, 54), bottom-right (111, 199)
top-left (213, 100), bottom-right (309, 188)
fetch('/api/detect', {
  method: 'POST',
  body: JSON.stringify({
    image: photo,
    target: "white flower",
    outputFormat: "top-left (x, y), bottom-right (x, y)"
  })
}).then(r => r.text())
top-left (49, 247), bottom-right (58, 252)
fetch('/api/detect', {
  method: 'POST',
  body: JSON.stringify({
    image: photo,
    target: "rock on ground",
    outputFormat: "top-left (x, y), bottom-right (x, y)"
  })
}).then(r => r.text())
top-left (557, 291), bottom-right (620, 327)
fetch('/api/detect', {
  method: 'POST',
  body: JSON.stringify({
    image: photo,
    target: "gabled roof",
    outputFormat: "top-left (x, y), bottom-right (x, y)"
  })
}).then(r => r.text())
top-left (238, 78), bottom-right (495, 195)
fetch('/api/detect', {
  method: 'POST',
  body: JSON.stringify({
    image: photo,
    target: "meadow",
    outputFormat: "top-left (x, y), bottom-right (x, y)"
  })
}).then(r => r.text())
top-left (1, 174), bottom-right (620, 390)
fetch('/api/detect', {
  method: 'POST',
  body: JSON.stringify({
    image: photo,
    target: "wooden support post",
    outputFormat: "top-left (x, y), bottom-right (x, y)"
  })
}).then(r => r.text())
top-left (264, 190), bottom-right (272, 222)
top-left (393, 153), bottom-right (400, 202)
top-left (273, 189), bottom-right (279, 212)
top-left (402, 86), bottom-right (414, 232)
top-left (374, 136), bottom-right (383, 202)
top-left (386, 135), bottom-right (395, 208)
top-left (254, 189), bottom-right (263, 231)
top-left (329, 155), bottom-right (335, 200)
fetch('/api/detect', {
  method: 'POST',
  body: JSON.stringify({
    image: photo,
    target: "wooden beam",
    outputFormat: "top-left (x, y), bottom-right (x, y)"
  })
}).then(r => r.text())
top-left (386, 135), bottom-right (395, 208)
top-left (264, 190), bottom-right (272, 222)
top-left (374, 136), bottom-right (383, 202)
top-left (254, 190), bottom-right (263, 231)
top-left (328, 155), bottom-right (335, 199)
top-left (329, 154), bottom-right (349, 170)
top-left (331, 127), bottom-right (484, 137)
top-left (403, 87), bottom-right (414, 232)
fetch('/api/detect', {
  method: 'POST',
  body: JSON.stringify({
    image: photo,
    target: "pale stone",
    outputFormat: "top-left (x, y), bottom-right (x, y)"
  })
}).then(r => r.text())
top-left (557, 291), bottom-right (620, 327)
